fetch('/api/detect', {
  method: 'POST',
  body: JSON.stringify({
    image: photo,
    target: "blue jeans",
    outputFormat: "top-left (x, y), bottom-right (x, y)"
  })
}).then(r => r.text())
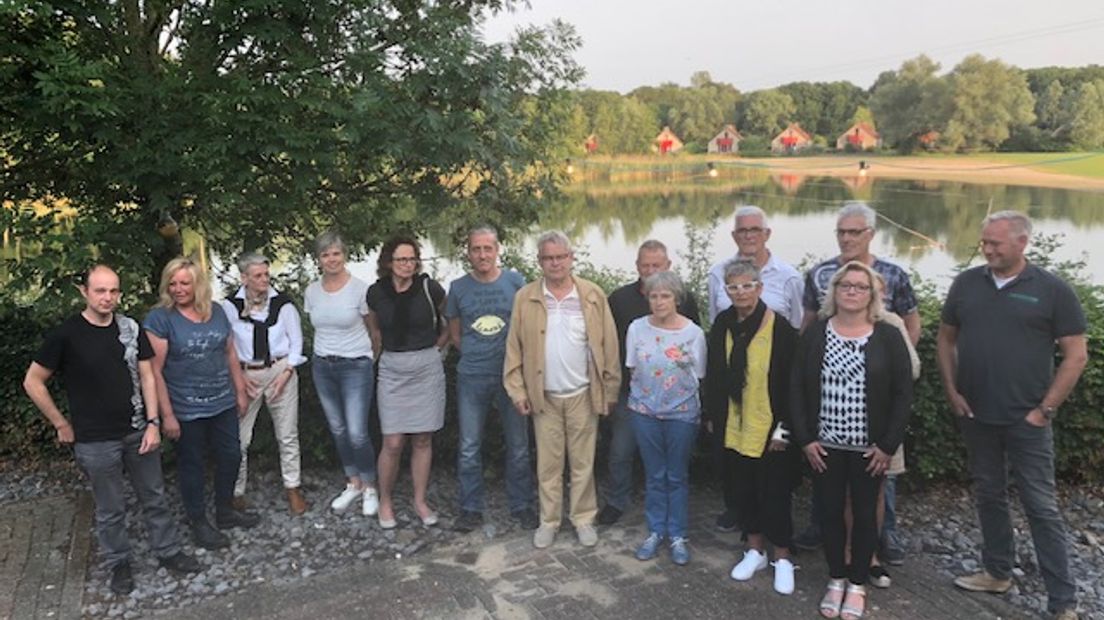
top-left (602, 396), bottom-right (637, 511)
top-left (312, 355), bottom-right (377, 482)
top-left (960, 417), bottom-right (1076, 613)
top-left (456, 373), bottom-right (534, 513)
top-left (631, 412), bottom-right (698, 539)
top-left (882, 474), bottom-right (898, 538)
top-left (177, 408), bottom-right (240, 520)
top-left (74, 431), bottom-right (181, 567)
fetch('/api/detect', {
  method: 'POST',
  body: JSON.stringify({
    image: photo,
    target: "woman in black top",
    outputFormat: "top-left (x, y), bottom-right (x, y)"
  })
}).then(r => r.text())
top-left (366, 236), bottom-right (449, 529)
top-left (791, 261), bottom-right (912, 620)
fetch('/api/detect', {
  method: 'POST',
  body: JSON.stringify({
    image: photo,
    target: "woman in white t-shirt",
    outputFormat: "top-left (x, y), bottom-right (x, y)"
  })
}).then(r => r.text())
top-left (304, 231), bottom-right (379, 518)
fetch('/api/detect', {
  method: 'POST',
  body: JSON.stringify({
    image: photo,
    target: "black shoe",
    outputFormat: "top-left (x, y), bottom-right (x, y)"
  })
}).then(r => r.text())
top-left (793, 525), bottom-right (822, 551)
top-left (190, 518), bottom-right (231, 549)
top-left (512, 508), bottom-right (540, 531)
top-left (714, 510), bottom-right (739, 532)
top-left (159, 551), bottom-right (201, 574)
top-left (109, 561), bottom-right (135, 595)
top-left (596, 505), bottom-right (623, 526)
top-left (453, 510), bottom-right (484, 533)
top-left (216, 506), bottom-right (261, 530)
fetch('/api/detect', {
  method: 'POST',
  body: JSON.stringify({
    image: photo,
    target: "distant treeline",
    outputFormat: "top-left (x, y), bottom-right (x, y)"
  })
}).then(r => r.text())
top-left (566, 56), bottom-right (1104, 155)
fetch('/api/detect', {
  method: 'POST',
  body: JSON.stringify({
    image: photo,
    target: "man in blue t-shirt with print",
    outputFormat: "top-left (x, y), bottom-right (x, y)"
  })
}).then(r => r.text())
top-left (447, 226), bottom-right (537, 533)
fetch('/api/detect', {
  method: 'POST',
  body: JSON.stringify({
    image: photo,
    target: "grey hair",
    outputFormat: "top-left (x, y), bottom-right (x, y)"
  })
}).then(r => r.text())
top-left (536, 230), bottom-right (573, 254)
top-left (314, 230), bottom-right (346, 258)
top-left (237, 251), bottom-right (269, 274)
top-left (983, 210), bottom-right (1033, 238)
top-left (467, 225), bottom-right (500, 244)
top-left (734, 205), bottom-right (769, 229)
top-left (837, 201), bottom-right (877, 228)
top-left (643, 270), bottom-right (685, 303)
top-left (723, 258), bottom-right (761, 283)
top-left (638, 239), bottom-right (668, 254)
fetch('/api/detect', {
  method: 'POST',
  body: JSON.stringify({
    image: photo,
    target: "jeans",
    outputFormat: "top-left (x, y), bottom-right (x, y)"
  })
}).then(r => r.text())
top-left (816, 448), bottom-right (882, 585)
top-left (631, 412), bottom-right (698, 539)
top-left (177, 408), bottom-right (241, 520)
top-left (960, 417), bottom-right (1076, 613)
top-left (312, 355), bottom-right (377, 482)
top-left (601, 395), bottom-right (637, 511)
top-left (456, 373), bottom-right (534, 514)
top-left (74, 431), bottom-right (182, 567)
top-left (882, 474), bottom-right (898, 538)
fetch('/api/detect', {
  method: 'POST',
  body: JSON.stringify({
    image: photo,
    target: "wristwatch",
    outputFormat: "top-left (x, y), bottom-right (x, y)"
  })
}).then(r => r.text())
top-left (1040, 405), bottom-right (1057, 420)
top-left (146, 417), bottom-right (161, 427)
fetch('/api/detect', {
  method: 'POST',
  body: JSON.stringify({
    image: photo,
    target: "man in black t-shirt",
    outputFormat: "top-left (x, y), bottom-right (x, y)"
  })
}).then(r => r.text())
top-left (24, 265), bottom-right (200, 595)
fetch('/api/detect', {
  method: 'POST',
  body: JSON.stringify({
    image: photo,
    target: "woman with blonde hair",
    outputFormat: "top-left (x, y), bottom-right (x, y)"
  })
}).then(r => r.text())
top-left (145, 257), bottom-right (256, 550)
top-left (791, 261), bottom-right (913, 620)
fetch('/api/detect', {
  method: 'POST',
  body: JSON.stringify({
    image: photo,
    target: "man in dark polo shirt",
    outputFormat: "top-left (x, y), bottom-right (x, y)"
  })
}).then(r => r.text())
top-left (596, 239), bottom-right (701, 525)
top-left (937, 211), bottom-right (1087, 620)
top-left (24, 265), bottom-right (199, 595)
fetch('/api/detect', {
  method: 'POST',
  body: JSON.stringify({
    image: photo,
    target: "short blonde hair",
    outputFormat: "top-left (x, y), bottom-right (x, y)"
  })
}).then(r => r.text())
top-left (819, 261), bottom-right (885, 323)
top-left (157, 256), bottom-right (214, 321)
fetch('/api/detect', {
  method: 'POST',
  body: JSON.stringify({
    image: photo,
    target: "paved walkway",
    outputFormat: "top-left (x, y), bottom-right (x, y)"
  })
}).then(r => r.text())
top-left (0, 493), bottom-right (92, 620)
top-left (167, 490), bottom-right (1031, 620)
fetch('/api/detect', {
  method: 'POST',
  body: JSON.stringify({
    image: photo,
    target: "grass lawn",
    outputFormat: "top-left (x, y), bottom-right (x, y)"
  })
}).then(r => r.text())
top-left (909, 152), bottom-right (1104, 179)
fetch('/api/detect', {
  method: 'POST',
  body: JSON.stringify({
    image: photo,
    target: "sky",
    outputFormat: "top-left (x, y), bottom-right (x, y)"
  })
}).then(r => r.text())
top-left (481, 0), bottom-right (1104, 92)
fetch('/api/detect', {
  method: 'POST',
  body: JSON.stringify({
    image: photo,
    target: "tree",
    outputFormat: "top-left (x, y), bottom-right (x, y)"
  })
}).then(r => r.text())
top-left (0, 1), bottom-right (582, 309)
top-left (1036, 80), bottom-right (1066, 130)
top-left (573, 90), bottom-right (656, 154)
top-left (869, 55), bottom-right (953, 151)
top-left (850, 105), bottom-right (875, 127)
top-left (942, 54), bottom-right (1035, 151)
top-left (739, 89), bottom-right (796, 136)
top-left (1061, 80), bottom-right (1104, 150)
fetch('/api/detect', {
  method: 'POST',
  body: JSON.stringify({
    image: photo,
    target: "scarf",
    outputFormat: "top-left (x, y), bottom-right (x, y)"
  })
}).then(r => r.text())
top-left (726, 299), bottom-right (767, 405)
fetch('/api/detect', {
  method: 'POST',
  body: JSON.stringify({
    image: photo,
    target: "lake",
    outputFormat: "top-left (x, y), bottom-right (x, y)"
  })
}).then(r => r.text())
top-left (345, 173), bottom-right (1104, 292)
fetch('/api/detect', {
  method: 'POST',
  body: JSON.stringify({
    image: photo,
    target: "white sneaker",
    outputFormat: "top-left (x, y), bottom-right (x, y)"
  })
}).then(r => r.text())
top-left (330, 484), bottom-right (362, 512)
top-left (773, 558), bottom-right (795, 595)
top-left (361, 488), bottom-right (379, 516)
top-left (730, 549), bottom-right (768, 581)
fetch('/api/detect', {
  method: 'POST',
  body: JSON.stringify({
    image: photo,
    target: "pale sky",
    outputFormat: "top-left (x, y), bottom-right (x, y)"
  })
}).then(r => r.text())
top-left (481, 0), bottom-right (1104, 92)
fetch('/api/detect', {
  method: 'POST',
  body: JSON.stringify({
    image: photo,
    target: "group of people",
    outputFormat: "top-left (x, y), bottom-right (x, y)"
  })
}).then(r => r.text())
top-left (23, 204), bottom-right (1086, 620)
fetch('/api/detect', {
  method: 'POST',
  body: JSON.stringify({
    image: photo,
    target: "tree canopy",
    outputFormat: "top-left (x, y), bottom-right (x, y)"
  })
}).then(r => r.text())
top-left (0, 0), bottom-right (582, 307)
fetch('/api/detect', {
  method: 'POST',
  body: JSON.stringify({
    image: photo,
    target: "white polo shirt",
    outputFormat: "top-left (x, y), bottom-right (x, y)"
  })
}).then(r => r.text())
top-left (542, 282), bottom-right (589, 396)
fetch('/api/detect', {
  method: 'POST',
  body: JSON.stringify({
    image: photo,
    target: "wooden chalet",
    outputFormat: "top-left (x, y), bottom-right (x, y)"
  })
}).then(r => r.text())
top-left (584, 134), bottom-right (599, 154)
top-left (917, 131), bottom-right (940, 151)
top-left (707, 125), bottom-right (742, 154)
top-left (771, 123), bottom-right (813, 154)
top-left (836, 123), bottom-right (881, 151)
top-left (654, 126), bottom-right (684, 154)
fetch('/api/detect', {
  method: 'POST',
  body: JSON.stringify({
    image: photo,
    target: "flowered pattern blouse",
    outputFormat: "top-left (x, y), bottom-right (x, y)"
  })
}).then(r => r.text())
top-left (625, 317), bottom-right (707, 421)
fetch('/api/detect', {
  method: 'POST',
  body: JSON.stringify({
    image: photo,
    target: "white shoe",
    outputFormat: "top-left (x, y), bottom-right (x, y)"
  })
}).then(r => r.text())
top-left (773, 558), bottom-right (795, 595)
top-left (330, 484), bottom-right (362, 512)
top-left (730, 549), bottom-right (768, 581)
top-left (361, 488), bottom-right (379, 516)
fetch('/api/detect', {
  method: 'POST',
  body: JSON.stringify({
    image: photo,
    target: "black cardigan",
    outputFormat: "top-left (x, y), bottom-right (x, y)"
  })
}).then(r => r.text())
top-left (790, 318), bottom-right (913, 455)
top-left (705, 307), bottom-right (797, 449)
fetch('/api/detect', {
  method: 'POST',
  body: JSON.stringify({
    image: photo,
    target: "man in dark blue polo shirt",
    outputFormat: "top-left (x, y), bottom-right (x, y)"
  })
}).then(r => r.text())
top-left (937, 210), bottom-right (1087, 620)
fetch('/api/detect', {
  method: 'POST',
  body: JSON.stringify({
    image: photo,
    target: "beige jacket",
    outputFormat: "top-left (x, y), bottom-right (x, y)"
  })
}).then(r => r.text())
top-left (503, 276), bottom-right (621, 416)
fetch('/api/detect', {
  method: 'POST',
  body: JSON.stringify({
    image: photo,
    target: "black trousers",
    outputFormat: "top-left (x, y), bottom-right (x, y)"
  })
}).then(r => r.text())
top-left (815, 448), bottom-right (882, 585)
top-left (726, 447), bottom-right (798, 549)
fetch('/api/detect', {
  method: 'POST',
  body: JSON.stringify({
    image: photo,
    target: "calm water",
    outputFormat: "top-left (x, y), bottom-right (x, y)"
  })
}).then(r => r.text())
top-left (345, 175), bottom-right (1104, 292)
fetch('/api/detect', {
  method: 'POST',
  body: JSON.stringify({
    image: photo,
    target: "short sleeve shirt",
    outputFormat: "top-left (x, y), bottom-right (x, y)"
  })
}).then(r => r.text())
top-left (143, 305), bottom-right (236, 421)
top-left (941, 264), bottom-right (1086, 424)
top-left (34, 314), bottom-right (153, 442)
top-left (304, 276), bottom-right (373, 358)
top-left (804, 257), bottom-right (918, 317)
top-left (445, 270), bottom-right (524, 376)
top-left (625, 317), bottom-right (707, 421)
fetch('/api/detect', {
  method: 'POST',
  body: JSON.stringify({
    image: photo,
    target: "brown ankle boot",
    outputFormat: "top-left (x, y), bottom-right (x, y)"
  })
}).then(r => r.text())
top-left (287, 487), bottom-right (308, 516)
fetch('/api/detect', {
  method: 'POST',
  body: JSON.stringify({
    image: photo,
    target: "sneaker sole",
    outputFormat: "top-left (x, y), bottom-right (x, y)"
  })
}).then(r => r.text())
top-left (953, 580), bottom-right (1012, 594)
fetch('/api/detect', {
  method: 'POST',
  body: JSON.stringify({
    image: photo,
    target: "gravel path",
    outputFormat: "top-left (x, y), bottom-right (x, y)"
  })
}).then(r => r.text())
top-left (2, 460), bottom-right (1101, 619)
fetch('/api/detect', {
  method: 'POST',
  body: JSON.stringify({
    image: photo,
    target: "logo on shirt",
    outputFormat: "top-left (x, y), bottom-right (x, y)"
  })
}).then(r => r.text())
top-left (470, 315), bottom-right (506, 336)
top-left (1009, 293), bottom-right (1040, 304)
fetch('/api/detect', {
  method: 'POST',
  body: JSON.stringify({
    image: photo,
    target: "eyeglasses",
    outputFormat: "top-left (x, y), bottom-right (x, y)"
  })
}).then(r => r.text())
top-left (835, 227), bottom-right (870, 238)
top-left (725, 281), bottom-right (760, 293)
top-left (539, 253), bottom-right (571, 263)
top-left (834, 282), bottom-right (872, 293)
top-left (392, 257), bottom-right (419, 264)
top-left (735, 227), bottom-right (765, 236)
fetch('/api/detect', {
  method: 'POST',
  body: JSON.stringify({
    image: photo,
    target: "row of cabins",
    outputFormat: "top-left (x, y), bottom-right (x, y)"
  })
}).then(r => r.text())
top-left (585, 122), bottom-right (893, 155)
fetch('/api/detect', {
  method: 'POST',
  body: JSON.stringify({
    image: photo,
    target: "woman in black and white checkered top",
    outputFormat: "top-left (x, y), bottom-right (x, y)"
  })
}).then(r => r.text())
top-left (791, 261), bottom-right (913, 620)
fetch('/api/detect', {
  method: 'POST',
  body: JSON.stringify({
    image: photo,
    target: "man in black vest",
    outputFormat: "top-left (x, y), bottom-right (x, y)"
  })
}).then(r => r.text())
top-left (220, 252), bottom-right (309, 515)
top-left (24, 265), bottom-right (200, 594)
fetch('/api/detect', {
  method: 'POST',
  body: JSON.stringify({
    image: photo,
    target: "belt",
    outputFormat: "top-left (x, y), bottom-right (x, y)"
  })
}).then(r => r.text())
top-left (240, 356), bottom-right (286, 370)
